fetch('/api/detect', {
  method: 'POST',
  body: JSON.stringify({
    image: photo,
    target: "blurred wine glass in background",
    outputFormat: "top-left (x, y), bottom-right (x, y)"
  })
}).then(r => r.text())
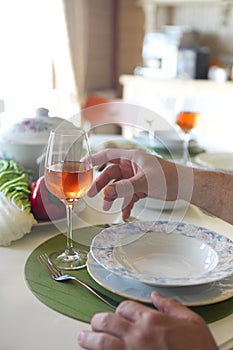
top-left (175, 97), bottom-right (200, 165)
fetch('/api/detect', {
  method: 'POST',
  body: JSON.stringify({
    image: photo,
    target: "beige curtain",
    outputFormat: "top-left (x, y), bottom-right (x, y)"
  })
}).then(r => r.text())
top-left (51, 0), bottom-right (88, 121)
top-left (62, 0), bottom-right (89, 107)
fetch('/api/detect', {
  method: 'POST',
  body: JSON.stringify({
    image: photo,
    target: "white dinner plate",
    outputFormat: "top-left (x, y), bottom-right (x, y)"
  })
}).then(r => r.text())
top-left (87, 253), bottom-right (233, 306)
top-left (138, 198), bottom-right (187, 211)
top-left (133, 129), bottom-right (183, 153)
top-left (90, 220), bottom-right (233, 287)
top-left (195, 152), bottom-right (233, 172)
top-left (90, 135), bottom-right (152, 154)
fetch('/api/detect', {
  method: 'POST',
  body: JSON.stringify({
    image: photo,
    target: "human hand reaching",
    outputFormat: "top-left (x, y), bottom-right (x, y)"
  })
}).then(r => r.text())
top-left (88, 149), bottom-right (189, 219)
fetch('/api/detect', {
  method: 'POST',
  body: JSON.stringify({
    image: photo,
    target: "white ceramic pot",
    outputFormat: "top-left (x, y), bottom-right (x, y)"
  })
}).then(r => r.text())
top-left (0, 142), bottom-right (46, 179)
top-left (0, 108), bottom-right (72, 179)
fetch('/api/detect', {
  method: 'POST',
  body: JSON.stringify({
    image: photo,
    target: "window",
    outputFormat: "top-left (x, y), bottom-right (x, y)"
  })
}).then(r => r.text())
top-left (0, 0), bottom-right (54, 119)
top-left (0, 0), bottom-right (78, 124)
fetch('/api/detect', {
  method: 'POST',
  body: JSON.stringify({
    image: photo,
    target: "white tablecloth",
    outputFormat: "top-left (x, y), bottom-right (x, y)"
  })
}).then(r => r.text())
top-left (1, 198), bottom-right (233, 350)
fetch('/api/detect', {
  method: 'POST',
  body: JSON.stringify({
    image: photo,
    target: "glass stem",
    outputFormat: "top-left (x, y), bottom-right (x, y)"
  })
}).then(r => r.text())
top-left (65, 203), bottom-right (75, 255)
top-left (182, 132), bottom-right (191, 165)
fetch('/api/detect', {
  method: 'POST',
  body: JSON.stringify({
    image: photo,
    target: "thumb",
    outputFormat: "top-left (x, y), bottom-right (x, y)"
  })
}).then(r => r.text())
top-left (151, 292), bottom-right (202, 323)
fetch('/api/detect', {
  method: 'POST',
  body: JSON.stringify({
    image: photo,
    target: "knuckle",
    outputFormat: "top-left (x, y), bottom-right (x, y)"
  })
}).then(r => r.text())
top-left (165, 297), bottom-right (179, 307)
top-left (99, 313), bottom-right (115, 329)
top-left (91, 312), bottom-right (113, 330)
top-left (117, 300), bottom-right (135, 312)
top-left (143, 310), bottom-right (161, 326)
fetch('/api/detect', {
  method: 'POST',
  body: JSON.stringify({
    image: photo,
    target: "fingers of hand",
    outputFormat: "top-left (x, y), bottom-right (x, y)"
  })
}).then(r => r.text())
top-left (102, 198), bottom-right (114, 211)
top-left (116, 300), bottom-right (154, 323)
top-left (151, 291), bottom-right (203, 324)
top-left (77, 330), bottom-right (125, 350)
top-left (88, 164), bottom-right (121, 197)
top-left (91, 312), bottom-right (132, 338)
top-left (121, 193), bottom-right (143, 219)
top-left (103, 191), bottom-right (144, 218)
top-left (103, 179), bottom-right (134, 201)
top-left (117, 295), bottom-right (204, 329)
top-left (105, 172), bottom-right (149, 200)
top-left (90, 149), bottom-right (126, 167)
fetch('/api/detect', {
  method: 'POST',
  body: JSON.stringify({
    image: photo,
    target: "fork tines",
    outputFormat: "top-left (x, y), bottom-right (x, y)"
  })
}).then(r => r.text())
top-left (38, 253), bottom-right (61, 278)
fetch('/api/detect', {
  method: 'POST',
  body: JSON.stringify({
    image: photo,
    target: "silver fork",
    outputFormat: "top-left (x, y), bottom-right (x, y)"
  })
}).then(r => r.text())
top-left (38, 253), bottom-right (119, 309)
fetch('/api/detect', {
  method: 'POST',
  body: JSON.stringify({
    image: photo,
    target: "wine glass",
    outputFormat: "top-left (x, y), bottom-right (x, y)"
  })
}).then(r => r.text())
top-left (44, 127), bottom-right (93, 270)
top-left (176, 98), bottom-right (200, 165)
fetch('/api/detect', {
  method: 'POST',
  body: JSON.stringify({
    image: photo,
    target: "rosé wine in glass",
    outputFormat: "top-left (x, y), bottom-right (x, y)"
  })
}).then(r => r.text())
top-left (44, 128), bottom-right (93, 270)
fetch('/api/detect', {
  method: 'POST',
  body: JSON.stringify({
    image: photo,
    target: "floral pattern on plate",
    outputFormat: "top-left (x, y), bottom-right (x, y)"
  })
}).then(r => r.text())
top-left (90, 220), bottom-right (233, 287)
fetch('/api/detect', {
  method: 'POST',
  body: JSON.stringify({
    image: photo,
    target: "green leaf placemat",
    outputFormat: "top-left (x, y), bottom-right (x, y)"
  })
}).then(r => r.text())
top-left (24, 227), bottom-right (125, 324)
top-left (24, 227), bottom-right (233, 324)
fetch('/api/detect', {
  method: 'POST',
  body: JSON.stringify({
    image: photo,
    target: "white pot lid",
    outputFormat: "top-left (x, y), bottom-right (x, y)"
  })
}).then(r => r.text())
top-left (0, 108), bottom-right (69, 145)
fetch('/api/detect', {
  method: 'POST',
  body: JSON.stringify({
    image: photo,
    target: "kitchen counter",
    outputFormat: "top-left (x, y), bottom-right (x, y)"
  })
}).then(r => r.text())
top-left (119, 75), bottom-right (233, 152)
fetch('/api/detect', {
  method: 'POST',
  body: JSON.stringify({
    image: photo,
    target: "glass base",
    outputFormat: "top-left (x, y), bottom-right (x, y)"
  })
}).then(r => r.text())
top-left (49, 247), bottom-right (88, 270)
